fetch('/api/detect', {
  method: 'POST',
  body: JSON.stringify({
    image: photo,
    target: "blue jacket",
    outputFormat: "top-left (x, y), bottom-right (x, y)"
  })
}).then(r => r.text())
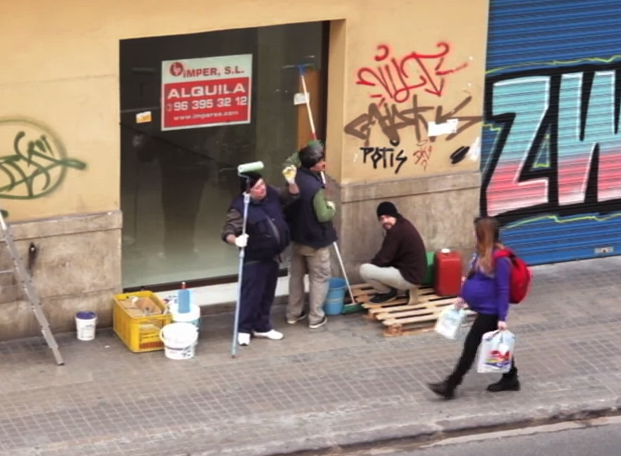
top-left (460, 251), bottom-right (511, 321)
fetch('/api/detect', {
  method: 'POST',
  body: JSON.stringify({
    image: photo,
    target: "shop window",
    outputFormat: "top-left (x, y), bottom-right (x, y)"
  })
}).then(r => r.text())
top-left (119, 22), bottom-right (327, 289)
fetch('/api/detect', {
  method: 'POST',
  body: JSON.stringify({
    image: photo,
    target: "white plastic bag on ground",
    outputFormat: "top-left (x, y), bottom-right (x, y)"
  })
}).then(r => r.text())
top-left (477, 330), bottom-right (516, 374)
top-left (434, 306), bottom-right (467, 340)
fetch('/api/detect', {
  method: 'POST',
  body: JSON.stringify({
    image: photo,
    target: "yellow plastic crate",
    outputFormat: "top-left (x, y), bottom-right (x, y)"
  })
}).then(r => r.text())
top-left (113, 291), bottom-right (172, 353)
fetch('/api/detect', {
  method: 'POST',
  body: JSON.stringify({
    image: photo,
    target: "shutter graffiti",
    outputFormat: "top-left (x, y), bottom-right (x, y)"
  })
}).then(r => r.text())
top-left (482, 0), bottom-right (621, 265)
top-left (482, 61), bottom-right (621, 226)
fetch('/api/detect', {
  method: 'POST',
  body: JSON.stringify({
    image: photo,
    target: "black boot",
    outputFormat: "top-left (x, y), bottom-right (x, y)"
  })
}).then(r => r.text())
top-left (487, 376), bottom-right (520, 393)
top-left (427, 380), bottom-right (456, 400)
top-left (370, 288), bottom-right (398, 304)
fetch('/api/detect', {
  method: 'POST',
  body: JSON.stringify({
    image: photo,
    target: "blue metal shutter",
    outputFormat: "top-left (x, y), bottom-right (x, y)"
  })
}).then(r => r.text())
top-left (482, 0), bottom-right (621, 265)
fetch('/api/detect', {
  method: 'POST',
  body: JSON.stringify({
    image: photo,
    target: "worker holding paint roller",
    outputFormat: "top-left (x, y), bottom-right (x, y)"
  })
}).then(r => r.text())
top-left (221, 165), bottom-right (299, 347)
top-left (284, 141), bottom-right (337, 329)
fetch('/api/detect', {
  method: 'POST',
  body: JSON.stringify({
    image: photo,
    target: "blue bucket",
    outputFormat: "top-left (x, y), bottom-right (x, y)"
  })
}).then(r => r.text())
top-left (324, 277), bottom-right (347, 315)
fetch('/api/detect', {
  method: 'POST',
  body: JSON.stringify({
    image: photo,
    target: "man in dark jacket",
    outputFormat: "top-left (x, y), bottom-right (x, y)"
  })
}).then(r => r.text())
top-left (284, 141), bottom-right (337, 329)
top-left (360, 201), bottom-right (428, 304)
top-left (221, 167), bottom-right (299, 346)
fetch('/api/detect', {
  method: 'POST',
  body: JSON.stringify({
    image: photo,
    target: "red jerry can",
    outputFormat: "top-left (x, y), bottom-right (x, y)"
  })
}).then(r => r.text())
top-left (434, 249), bottom-right (462, 296)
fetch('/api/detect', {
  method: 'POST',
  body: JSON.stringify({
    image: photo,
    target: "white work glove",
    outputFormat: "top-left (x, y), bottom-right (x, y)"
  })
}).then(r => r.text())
top-left (326, 201), bottom-right (335, 210)
top-left (234, 233), bottom-right (248, 248)
top-left (282, 165), bottom-right (297, 184)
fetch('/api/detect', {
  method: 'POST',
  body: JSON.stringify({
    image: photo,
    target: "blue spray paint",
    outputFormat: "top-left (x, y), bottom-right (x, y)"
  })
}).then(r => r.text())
top-left (177, 282), bottom-right (191, 314)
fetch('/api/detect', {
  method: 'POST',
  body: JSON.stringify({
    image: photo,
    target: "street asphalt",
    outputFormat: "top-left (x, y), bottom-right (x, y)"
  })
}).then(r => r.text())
top-left (346, 416), bottom-right (621, 456)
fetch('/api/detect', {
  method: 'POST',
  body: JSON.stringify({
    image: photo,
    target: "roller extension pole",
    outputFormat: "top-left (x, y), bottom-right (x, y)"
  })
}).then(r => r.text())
top-left (231, 161), bottom-right (264, 358)
top-left (231, 192), bottom-right (250, 358)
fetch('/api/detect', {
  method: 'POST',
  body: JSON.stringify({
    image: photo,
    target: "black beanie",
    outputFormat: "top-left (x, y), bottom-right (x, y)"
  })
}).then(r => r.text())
top-left (239, 172), bottom-right (262, 193)
top-left (376, 201), bottom-right (398, 218)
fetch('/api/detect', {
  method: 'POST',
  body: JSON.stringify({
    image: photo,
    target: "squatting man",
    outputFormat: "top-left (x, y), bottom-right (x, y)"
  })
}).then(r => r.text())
top-left (359, 201), bottom-right (428, 304)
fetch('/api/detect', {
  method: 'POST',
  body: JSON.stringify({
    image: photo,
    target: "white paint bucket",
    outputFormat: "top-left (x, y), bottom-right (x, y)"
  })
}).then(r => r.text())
top-left (169, 302), bottom-right (201, 330)
top-left (75, 311), bottom-right (97, 341)
top-left (159, 322), bottom-right (198, 360)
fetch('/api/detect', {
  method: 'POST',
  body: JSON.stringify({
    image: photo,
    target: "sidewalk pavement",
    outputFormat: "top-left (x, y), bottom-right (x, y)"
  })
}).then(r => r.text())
top-left (2, 257), bottom-right (621, 456)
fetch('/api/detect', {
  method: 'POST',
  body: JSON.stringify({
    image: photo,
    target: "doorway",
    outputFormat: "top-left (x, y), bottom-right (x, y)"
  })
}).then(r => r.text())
top-left (119, 22), bottom-right (329, 290)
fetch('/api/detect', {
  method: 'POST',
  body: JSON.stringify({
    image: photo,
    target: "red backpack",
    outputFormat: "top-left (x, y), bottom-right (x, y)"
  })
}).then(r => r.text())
top-left (493, 248), bottom-right (532, 304)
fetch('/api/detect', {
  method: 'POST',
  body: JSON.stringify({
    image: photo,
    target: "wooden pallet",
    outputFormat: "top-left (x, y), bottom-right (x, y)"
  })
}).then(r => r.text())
top-left (351, 283), bottom-right (475, 337)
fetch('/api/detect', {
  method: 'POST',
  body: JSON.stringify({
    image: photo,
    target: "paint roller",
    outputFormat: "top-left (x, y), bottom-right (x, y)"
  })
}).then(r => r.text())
top-left (237, 161), bottom-right (265, 175)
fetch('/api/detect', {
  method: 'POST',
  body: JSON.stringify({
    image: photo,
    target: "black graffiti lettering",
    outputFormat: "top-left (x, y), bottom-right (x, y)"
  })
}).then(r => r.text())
top-left (345, 95), bottom-right (482, 146)
top-left (345, 96), bottom-right (433, 146)
top-left (450, 146), bottom-right (470, 164)
top-left (361, 146), bottom-right (408, 174)
top-left (434, 96), bottom-right (482, 143)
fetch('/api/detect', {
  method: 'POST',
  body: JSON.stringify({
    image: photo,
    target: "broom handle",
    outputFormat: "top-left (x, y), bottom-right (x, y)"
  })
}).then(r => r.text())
top-left (320, 171), bottom-right (356, 306)
top-left (298, 65), bottom-right (317, 140)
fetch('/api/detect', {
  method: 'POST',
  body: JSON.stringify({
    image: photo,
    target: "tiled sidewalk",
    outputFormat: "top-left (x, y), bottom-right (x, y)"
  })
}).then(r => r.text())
top-left (2, 257), bottom-right (621, 456)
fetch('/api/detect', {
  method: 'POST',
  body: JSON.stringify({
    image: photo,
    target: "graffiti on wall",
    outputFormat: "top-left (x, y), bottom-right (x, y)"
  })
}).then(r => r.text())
top-left (345, 43), bottom-right (482, 174)
top-left (0, 118), bottom-right (87, 201)
top-left (356, 43), bottom-right (469, 105)
top-left (482, 61), bottom-right (621, 226)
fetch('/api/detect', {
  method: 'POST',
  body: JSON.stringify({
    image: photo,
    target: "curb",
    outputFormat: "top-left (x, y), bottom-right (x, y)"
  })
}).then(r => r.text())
top-left (253, 398), bottom-right (621, 456)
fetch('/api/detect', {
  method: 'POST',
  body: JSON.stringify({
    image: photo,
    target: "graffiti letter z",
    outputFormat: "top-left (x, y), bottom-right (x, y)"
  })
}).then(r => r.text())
top-left (485, 77), bottom-right (551, 217)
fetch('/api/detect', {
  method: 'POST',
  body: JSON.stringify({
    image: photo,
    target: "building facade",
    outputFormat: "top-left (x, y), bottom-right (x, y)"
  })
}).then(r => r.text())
top-left (0, 0), bottom-right (489, 339)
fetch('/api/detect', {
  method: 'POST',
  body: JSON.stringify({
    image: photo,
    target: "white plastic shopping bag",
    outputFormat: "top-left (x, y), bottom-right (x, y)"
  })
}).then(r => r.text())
top-left (476, 330), bottom-right (516, 374)
top-left (434, 306), bottom-right (467, 340)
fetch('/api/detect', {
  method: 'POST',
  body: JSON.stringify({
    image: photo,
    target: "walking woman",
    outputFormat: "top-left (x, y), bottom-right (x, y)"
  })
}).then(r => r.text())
top-left (428, 216), bottom-right (520, 399)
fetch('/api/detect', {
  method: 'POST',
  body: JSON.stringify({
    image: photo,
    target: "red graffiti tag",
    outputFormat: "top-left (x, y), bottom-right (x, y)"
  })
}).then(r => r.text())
top-left (413, 140), bottom-right (433, 170)
top-left (356, 43), bottom-right (468, 105)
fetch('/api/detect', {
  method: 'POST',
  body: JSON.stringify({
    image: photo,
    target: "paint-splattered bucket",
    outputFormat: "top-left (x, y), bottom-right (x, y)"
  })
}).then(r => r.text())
top-left (75, 311), bottom-right (97, 341)
top-left (159, 323), bottom-right (198, 360)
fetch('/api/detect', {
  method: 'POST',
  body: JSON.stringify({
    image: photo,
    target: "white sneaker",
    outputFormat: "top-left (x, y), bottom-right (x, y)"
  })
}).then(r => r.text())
top-left (252, 329), bottom-right (284, 340)
top-left (237, 332), bottom-right (251, 346)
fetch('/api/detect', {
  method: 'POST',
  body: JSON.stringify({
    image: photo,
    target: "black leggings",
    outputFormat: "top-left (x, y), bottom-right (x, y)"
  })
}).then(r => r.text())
top-left (447, 313), bottom-right (517, 387)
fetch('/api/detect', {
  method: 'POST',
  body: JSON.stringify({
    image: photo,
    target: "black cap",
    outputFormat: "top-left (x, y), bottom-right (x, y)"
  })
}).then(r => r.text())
top-left (239, 172), bottom-right (262, 193)
top-left (376, 201), bottom-right (398, 218)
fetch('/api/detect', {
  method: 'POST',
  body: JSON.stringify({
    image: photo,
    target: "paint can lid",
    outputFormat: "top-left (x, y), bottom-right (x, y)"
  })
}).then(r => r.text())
top-left (76, 311), bottom-right (97, 320)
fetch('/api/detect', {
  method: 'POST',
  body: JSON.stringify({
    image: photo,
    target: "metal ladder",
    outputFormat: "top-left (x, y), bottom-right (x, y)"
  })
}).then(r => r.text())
top-left (0, 209), bottom-right (64, 365)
